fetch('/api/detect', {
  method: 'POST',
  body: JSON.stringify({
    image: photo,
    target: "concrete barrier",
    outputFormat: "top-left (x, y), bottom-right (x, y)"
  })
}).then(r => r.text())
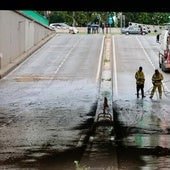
top-left (0, 11), bottom-right (55, 79)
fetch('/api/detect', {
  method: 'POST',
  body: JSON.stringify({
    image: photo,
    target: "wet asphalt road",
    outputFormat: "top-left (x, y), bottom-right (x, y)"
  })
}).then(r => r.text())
top-left (0, 34), bottom-right (170, 170)
top-left (111, 34), bottom-right (170, 170)
top-left (0, 34), bottom-right (103, 170)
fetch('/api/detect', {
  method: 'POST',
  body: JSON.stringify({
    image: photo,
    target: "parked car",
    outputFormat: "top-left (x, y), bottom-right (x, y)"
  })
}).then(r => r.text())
top-left (87, 23), bottom-right (100, 34)
top-left (121, 26), bottom-right (148, 35)
top-left (49, 23), bottom-right (79, 34)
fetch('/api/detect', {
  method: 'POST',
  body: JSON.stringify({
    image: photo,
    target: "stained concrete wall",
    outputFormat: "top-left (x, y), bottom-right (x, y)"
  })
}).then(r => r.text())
top-left (0, 10), bottom-right (55, 78)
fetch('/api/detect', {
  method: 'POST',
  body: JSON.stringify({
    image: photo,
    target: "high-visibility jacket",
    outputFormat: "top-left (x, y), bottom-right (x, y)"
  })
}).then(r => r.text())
top-left (152, 72), bottom-right (163, 86)
top-left (135, 70), bottom-right (145, 85)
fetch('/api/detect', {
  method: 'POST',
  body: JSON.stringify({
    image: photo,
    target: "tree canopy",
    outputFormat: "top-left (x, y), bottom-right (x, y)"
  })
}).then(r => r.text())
top-left (38, 11), bottom-right (170, 27)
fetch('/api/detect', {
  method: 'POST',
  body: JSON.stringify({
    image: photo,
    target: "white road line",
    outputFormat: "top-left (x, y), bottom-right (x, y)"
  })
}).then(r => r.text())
top-left (112, 36), bottom-right (118, 97)
top-left (136, 36), bottom-right (155, 69)
top-left (136, 36), bottom-right (169, 92)
top-left (96, 36), bottom-right (105, 81)
top-left (54, 39), bottom-right (82, 75)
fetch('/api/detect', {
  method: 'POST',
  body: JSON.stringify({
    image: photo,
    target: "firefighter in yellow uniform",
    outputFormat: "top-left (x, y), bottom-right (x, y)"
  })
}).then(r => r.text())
top-left (150, 69), bottom-right (164, 99)
top-left (135, 66), bottom-right (145, 98)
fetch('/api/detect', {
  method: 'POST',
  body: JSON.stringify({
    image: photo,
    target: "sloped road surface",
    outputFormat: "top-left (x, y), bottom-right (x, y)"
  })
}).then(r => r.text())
top-left (0, 34), bottom-right (170, 170)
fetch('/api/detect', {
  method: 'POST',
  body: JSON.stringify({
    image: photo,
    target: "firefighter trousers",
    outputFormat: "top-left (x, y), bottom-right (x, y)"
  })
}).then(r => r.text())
top-left (150, 84), bottom-right (162, 99)
top-left (136, 84), bottom-right (144, 97)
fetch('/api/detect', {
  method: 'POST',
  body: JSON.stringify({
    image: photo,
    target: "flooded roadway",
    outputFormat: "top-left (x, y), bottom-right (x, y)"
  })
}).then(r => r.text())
top-left (111, 34), bottom-right (170, 170)
top-left (0, 34), bottom-right (103, 170)
top-left (1, 34), bottom-right (170, 170)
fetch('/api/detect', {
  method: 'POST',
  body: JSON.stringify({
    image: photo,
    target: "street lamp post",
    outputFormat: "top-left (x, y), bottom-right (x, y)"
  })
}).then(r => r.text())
top-left (123, 15), bottom-right (125, 28)
top-left (120, 12), bottom-right (122, 30)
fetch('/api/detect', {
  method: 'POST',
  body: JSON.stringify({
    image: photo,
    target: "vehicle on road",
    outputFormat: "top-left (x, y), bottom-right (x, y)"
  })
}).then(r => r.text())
top-left (49, 23), bottom-right (79, 34)
top-left (121, 26), bottom-right (148, 35)
top-left (87, 23), bottom-right (99, 34)
top-left (156, 28), bottom-right (170, 72)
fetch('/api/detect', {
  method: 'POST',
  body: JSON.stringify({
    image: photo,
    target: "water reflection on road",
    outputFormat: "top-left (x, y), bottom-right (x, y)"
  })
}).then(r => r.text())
top-left (113, 97), bottom-right (170, 169)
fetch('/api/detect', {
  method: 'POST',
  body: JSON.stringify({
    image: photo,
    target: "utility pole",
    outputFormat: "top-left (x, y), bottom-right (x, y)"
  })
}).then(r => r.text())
top-left (120, 12), bottom-right (122, 30)
top-left (72, 11), bottom-right (76, 27)
top-left (44, 11), bottom-right (48, 19)
top-left (105, 12), bottom-right (108, 34)
top-left (123, 15), bottom-right (125, 27)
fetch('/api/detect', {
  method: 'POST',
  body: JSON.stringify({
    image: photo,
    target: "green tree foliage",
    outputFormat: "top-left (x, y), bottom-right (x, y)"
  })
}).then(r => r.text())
top-left (48, 11), bottom-right (97, 26)
top-left (38, 11), bottom-right (170, 27)
top-left (124, 12), bottom-right (169, 26)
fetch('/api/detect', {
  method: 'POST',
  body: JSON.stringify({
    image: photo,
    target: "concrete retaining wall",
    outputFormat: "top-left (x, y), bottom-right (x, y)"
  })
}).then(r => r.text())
top-left (0, 10), bottom-right (55, 78)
